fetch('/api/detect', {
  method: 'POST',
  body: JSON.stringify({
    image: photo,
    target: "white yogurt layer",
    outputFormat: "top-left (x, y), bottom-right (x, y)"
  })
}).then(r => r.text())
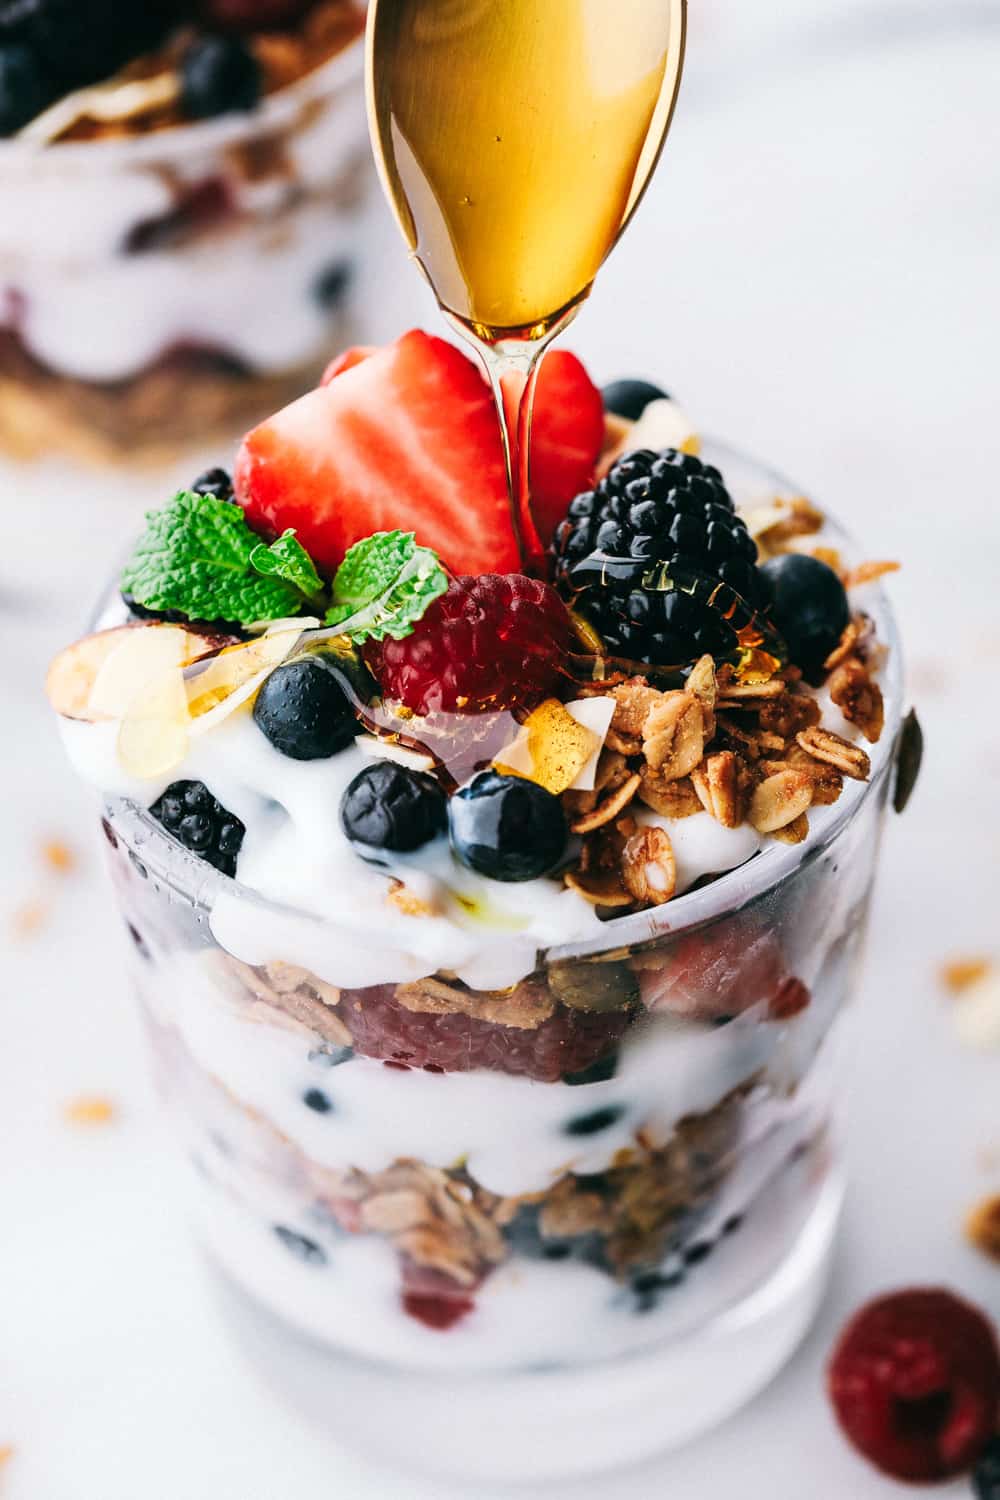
top-left (7, 201), bottom-right (363, 383)
top-left (150, 946), bottom-right (827, 1195)
top-left (65, 703), bottom-right (783, 991)
top-left (184, 1098), bottom-right (836, 1373)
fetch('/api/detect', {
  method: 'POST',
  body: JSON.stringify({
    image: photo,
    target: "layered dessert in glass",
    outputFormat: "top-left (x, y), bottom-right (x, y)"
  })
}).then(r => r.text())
top-left (0, 0), bottom-right (367, 461)
top-left (48, 332), bottom-right (908, 1478)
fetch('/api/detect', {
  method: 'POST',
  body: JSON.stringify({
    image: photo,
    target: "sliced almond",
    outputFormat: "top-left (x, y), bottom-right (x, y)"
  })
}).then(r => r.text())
top-left (46, 623), bottom-right (223, 722)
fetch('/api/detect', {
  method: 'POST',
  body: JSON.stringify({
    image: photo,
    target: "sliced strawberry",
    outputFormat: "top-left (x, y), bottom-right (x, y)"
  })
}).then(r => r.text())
top-left (235, 330), bottom-right (521, 576)
top-left (523, 349), bottom-right (604, 548)
top-left (320, 345), bottom-right (376, 385)
top-left (236, 330), bottom-right (603, 576)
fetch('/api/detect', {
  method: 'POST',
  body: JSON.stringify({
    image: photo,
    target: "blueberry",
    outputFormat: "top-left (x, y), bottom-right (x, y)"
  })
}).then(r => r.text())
top-left (601, 379), bottom-right (670, 422)
top-left (313, 260), bottom-right (352, 309)
top-left (341, 761), bottom-right (447, 854)
top-left (631, 1268), bottom-right (684, 1313)
top-left (302, 1088), bottom-right (333, 1114)
top-left (562, 1051), bottom-right (620, 1087)
top-left (449, 771), bottom-right (568, 883)
top-left (191, 466), bottom-right (233, 501)
top-left (125, 922), bottom-right (151, 961)
top-left (308, 1043), bottom-right (354, 1069)
top-left (253, 657), bottom-right (358, 761)
top-left (180, 35), bottom-right (261, 120)
top-left (504, 1204), bottom-right (607, 1272)
top-left (682, 1240), bottom-right (713, 1266)
top-left (0, 43), bottom-right (51, 135)
top-left (760, 552), bottom-right (850, 676)
top-left (272, 1225), bottom-right (327, 1266)
top-left (564, 1104), bottom-right (625, 1137)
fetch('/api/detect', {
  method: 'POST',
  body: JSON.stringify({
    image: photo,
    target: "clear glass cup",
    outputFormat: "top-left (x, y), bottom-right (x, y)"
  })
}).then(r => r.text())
top-left (86, 443), bottom-right (904, 1480)
top-left (0, 36), bottom-right (369, 464)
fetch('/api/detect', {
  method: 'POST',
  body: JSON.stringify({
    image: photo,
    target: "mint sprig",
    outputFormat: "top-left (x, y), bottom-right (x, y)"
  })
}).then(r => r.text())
top-left (120, 494), bottom-right (448, 641)
top-left (325, 532), bottom-right (448, 643)
top-left (248, 530), bottom-right (325, 604)
top-left (121, 491), bottom-right (323, 627)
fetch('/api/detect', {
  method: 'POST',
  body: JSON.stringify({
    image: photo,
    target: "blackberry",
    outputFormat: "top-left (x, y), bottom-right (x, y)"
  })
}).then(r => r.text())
top-left (552, 448), bottom-right (768, 669)
top-left (150, 779), bottom-right (245, 877)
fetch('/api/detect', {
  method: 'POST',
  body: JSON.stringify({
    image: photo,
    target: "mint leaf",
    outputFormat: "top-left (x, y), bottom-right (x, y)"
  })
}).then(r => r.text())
top-left (120, 492), bottom-right (325, 628)
top-left (324, 531), bottom-right (447, 643)
top-left (250, 530), bottom-right (325, 604)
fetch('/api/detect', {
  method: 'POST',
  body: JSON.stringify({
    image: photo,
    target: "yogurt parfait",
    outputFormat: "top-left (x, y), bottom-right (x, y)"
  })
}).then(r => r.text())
top-left (47, 331), bottom-right (911, 1478)
top-left (0, 0), bottom-right (367, 461)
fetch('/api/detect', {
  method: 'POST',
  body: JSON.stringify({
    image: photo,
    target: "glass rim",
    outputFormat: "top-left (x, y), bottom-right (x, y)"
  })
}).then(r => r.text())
top-left (97, 435), bottom-right (904, 965)
top-left (0, 33), bottom-right (364, 172)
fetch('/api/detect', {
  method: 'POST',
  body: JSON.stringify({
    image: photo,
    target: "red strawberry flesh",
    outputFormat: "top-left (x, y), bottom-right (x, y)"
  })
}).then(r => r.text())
top-left (235, 329), bottom-right (603, 577)
top-left (235, 330), bottom-right (521, 576)
top-left (521, 349), bottom-right (604, 548)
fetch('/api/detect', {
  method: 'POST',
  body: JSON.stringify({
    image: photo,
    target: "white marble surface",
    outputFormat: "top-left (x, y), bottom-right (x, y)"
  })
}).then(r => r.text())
top-left (2, 2), bottom-right (999, 1496)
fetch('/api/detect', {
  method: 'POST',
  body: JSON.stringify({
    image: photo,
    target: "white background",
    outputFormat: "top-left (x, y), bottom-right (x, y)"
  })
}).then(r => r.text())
top-left (2, 1), bottom-right (999, 1496)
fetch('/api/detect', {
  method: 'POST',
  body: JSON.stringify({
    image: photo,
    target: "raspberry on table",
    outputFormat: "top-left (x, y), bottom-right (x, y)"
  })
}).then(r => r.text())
top-left (827, 1287), bottom-right (1000, 1483)
top-left (551, 448), bottom-right (767, 668)
top-left (366, 573), bottom-right (573, 717)
top-left (150, 779), bottom-right (245, 877)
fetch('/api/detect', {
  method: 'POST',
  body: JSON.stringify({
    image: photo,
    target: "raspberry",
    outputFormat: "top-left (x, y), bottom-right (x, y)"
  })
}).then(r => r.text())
top-left (827, 1288), bottom-right (1000, 1482)
top-left (365, 574), bottom-right (572, 717)
top-left (400, 1259), bottom-right (478, 1331)
top-left (339, 983), bottom-right (630, 1083)
top-left (551, 448), bottom-right (768, 669)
